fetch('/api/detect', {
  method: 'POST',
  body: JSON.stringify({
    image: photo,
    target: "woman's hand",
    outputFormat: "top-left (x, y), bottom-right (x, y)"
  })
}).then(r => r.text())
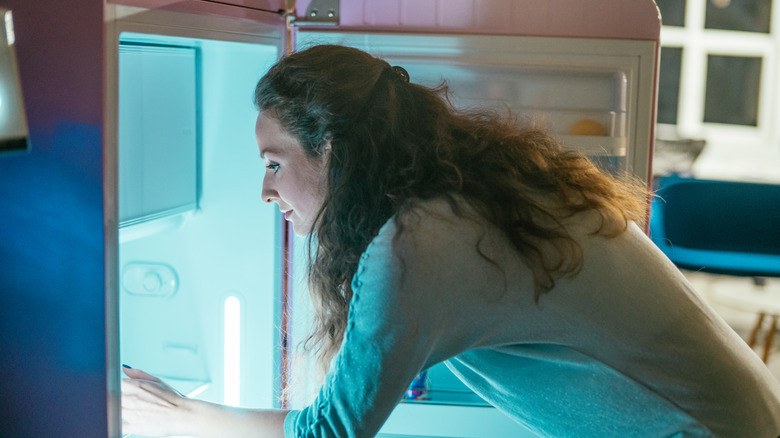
top-left (121, 366), bottom-right (289, 437)
top-left (121, 366), bottom-right (194, 437)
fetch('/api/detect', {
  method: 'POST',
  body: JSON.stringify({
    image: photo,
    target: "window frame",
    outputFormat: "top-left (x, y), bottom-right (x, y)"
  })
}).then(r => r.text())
top-left (658, 0), bottom-right (779, 151)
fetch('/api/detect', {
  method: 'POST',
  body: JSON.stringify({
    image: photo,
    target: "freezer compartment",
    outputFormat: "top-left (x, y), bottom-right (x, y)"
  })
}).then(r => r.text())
top-left (118, 41), bottom-right (198, 227)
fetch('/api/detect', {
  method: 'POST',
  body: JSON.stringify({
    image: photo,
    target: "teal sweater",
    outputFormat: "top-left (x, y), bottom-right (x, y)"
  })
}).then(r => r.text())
top-left (285, 198), bottom-right (780, 437)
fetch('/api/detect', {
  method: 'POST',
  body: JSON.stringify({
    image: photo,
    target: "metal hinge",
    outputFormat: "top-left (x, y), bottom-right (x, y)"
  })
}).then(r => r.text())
top-left (292, 0), bottom-right (339, 25)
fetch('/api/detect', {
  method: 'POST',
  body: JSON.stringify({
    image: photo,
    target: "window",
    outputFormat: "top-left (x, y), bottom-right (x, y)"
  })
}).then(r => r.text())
top-left (704, 54), bottom-right (762, 126)
top-left (658, 47), bottom-right (683, 125)
top-left (657, 0), bottom-right (777, 150)
top-left (656, 0), bottom-right (687, 27)
top-left (705, 0), bottom-right (772, 33)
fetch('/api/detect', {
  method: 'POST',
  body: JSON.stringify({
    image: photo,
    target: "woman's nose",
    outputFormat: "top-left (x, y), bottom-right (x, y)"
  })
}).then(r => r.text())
top-left (261, 177), bottom-right (277, 204)
top-left (261, 187), bottom-right (276, 204)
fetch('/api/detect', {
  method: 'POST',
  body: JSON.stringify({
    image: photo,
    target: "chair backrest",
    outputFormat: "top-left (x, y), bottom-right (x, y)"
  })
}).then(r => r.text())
top-left (649, 176), bottom-right (780, 277)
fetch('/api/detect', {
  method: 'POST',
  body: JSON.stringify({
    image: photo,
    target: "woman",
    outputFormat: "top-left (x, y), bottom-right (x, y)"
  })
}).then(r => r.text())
top-left (122, 44), bottom-right (780, 437)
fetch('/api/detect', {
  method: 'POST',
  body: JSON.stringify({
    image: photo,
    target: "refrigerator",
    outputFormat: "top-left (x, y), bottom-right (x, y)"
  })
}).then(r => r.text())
top-left (0, 0), bottom-right (660, 437)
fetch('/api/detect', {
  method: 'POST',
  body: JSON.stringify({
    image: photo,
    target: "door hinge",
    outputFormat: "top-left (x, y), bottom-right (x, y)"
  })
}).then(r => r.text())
top-left (292, 0), bottom-right (339, 25)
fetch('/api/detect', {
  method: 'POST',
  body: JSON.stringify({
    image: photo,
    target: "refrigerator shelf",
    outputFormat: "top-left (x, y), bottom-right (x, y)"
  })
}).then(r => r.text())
top-left (559, 134), bottom-right (627, 157)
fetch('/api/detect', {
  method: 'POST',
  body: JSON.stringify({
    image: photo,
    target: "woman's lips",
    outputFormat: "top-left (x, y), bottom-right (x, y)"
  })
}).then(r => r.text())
top-left (283, 210), bottom-right (292, 221)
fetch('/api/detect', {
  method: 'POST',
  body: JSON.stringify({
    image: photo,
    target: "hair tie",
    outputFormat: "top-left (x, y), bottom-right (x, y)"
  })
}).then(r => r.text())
top-left (391, 65), bottom-right (410, 83)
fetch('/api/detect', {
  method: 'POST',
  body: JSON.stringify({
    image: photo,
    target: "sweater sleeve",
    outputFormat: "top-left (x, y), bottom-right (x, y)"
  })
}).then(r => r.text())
top-left (283, 217), bottom-right (442, 438)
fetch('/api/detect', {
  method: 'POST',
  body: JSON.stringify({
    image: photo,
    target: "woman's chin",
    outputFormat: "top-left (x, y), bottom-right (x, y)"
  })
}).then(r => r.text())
top-left (290, 221), bottom-right (313, 237)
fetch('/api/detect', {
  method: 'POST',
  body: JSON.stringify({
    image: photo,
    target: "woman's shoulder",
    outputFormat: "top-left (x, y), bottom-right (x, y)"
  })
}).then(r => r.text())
top-left (351, 196), bottom-right (485, 312)
top-left (377, 196), bottom-right (487, 249)
top-left (363, 195), bottom-right (517, 284)
top-left (356, 195), bottom-right (535, 325)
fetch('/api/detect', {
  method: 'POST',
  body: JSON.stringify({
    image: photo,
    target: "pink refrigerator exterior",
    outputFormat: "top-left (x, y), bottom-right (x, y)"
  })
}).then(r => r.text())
top-left (0, 1), bottom-right (659, 437)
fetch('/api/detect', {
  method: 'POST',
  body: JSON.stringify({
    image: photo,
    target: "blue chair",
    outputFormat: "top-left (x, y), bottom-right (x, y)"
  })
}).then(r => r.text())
top-left (650, 175), bottom-right (780, 362)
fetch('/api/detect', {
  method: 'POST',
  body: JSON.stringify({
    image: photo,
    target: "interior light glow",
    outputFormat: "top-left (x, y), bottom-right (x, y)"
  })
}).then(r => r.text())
top-left (224, 295), bottom-right (241, 406)
top-left (4, 11), bottom-right (13, 46)
top-left (0, 7), bottom-right (28, 154)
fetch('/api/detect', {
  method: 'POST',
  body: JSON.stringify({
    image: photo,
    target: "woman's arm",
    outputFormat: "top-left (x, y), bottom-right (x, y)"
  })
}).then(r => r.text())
top-left (121, 367), bottom-right (288, 438)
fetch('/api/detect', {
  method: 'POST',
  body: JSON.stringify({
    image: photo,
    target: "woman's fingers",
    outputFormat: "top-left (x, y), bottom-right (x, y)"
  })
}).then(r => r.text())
top-left (122, 365), bottom-right (164, 383)
top-left (121, 372), bottom-right (192, 437)
top-left (122, 367), bottom-right (184, 399)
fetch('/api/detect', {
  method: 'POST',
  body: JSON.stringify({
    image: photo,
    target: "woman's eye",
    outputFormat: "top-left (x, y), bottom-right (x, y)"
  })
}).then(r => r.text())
top-left (266, 163), bottom-right (280, 174)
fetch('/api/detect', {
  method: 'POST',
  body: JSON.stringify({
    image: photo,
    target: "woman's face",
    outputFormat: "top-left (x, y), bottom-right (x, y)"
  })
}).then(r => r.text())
top-left (256, 112), bottom-right (328, 236)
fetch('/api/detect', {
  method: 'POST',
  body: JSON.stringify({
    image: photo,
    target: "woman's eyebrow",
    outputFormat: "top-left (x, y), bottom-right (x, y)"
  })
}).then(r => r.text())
top-left (259, 147), bottom-right (283, 159)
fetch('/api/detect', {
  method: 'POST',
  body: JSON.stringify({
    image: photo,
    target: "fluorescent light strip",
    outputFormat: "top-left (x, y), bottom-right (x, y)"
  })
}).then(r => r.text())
top-left (5, 11), bottom-right (15, 45)
top-left (224, 295), bottom-right (241, 406)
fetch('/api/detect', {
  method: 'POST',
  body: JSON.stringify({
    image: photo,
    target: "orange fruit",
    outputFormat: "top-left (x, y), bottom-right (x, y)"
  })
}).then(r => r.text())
top-left (569, 119), bottom-right (606, 136)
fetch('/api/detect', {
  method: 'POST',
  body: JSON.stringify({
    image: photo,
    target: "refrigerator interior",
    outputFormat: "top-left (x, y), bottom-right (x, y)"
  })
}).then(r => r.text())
top-left (116, 30), bottom-right (283, 413)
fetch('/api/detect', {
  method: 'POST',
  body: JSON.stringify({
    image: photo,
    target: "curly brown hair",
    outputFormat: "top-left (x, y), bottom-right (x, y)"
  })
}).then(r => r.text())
top-left (254, 44), bottom-right (649, 378)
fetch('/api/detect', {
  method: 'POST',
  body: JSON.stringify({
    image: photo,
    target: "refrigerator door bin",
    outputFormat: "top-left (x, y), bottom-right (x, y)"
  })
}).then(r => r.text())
top-left (295, 31), bottom-right (653, 180)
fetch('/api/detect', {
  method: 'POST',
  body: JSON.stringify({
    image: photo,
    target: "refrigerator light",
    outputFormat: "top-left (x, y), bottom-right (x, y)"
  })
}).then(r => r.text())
top-left (0, 8), bottom-right (27, 155)
top-left (4, 10), bottom-right (14, 45)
